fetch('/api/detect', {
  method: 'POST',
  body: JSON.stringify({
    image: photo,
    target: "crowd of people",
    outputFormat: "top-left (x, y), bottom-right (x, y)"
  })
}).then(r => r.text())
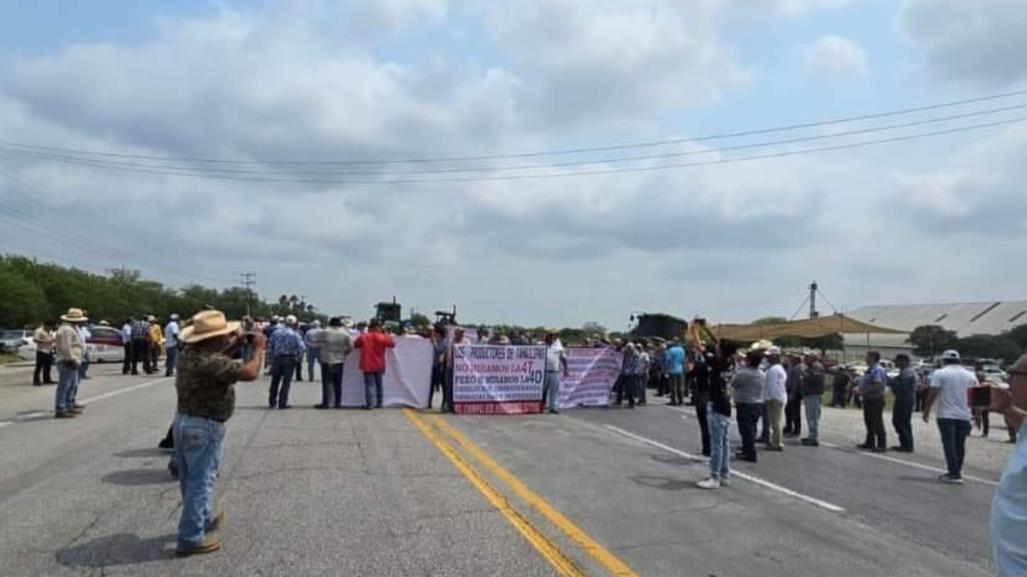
top-left (599, 336), bottom-right (1009, 489)
top-left (27, 307), bottom-right (1027, 571)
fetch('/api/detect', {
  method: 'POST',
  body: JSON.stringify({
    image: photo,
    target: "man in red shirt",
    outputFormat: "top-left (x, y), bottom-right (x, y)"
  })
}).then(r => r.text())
top-left (354, 319), bottom-right (397, 410)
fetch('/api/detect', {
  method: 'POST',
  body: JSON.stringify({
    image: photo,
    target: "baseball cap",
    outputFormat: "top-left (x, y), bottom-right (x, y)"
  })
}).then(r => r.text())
top-left (765, 346), bottom-right (781, 356)
top-left (941, 349), bottom-right (960, 361)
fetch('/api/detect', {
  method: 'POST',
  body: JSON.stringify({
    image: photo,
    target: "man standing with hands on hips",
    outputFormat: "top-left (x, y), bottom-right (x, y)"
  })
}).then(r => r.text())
top-left (173, 310), bottom-right (265, 556)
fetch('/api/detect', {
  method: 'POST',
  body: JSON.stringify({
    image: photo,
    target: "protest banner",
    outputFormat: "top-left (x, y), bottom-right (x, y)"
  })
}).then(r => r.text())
top-left (452, 344), bottom-right (546, 414)
top-left (338, 336), bottom-right (433, 408)
top-left (558, 347), bottom-right (623, 409)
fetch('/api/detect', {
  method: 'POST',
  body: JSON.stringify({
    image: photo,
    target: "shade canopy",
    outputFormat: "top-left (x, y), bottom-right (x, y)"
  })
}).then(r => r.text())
top-left (712, 314), bottom-right (906, 342)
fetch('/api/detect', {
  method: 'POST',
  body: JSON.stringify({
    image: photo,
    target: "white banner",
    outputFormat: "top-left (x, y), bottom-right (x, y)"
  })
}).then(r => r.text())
top-left (335, 336), bottom-right (434, 408)
top-left (558, 347), bottom-right (623, 409)
top-left (453, 344), bottom-right (546, 414)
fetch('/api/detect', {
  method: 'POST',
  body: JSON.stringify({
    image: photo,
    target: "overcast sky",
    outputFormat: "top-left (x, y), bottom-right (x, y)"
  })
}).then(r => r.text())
top-left (1, 0), bottom-right (1025, 330)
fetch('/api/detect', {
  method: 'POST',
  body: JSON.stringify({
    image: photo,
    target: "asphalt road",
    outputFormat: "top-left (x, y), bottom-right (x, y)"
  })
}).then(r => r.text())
top-left (0, 365), bottom-right (1001, 576)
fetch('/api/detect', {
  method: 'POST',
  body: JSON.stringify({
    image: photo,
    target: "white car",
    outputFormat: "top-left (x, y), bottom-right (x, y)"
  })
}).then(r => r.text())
top-left (18, 325), bottom-right (125, 363)
top-left (0, 329), bottom-right (31, 353)
top-left (982, 366), bottom-right (1008, 385)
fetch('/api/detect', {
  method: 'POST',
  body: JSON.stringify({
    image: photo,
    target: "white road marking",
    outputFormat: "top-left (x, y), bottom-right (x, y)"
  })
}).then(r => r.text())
top-left (818, 440), bottom-right (999, 487)
top-left (666, 403), bottom-right (1000, 487)
top-left (603, 424), bottom-right (847, 514)
top-left (79, 377), bottom-right (172, 405)
top-left (0, 378), bottom-right (172, 429)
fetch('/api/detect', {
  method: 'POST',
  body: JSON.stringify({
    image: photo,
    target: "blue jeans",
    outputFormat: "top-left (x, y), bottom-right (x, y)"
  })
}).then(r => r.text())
top-left (55, 361), bottom-right (80, 414)
top-left (545, 371), bottom-right (561, 412)
top-left (363, 371), bottom-right (383, 408)
top-left (804, 394), bottom-right (822, 440)
top-left (892, 394), bottom-right (915, 450)
top-left (938, 418), bottom-right (971, 478)
top-left (165, 346), bottom-right (179, 376)
top-left (307, 349), bottom-right (319, 382)
top-left (323, 363), bottom-right (343, 407)
top-left (735, 402), bottom-right (761, 461)
top-left (77, 355), bottom-right (90, 380)
top-left (173, 413), bottom-right (225, 547)
top-left (268, 356), bottom-right (297, 408)
top-left (707, 405), bottom-right (731, 480)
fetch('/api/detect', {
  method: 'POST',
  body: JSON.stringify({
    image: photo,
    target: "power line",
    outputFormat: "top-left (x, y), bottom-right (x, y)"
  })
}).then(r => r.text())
top-left (0, 88), bottom-right (1025, 166)
top-left (2, 114), bottom-right (1024, 186)
top-left (3, 101), bottom-right (1024, 178)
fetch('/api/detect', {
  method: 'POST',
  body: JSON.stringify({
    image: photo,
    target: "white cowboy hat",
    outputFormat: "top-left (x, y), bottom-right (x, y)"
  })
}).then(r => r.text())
top-left (180, 310), bottom-right (240, 344)
top-left (61, 308), bottom-right (89, 323)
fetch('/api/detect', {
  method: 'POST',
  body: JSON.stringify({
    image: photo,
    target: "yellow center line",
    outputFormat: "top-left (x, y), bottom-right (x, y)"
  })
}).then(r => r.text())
top-left (403, 409), bottom-right (586, 577)
top-left (427, 414), bottom-right (642, 577)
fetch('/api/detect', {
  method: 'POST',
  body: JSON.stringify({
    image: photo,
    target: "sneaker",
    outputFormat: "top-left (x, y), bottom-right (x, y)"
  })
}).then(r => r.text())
top-left (800, 438), bottom-right (819, 446)
top-left (940, 475), bottom-right (964, 485)
top-left (719, 477), bottom-right (730, 487)
top-left (175, 534), bottom-right (221, 557)
top-left (72, 403), bottom-right (85, 410)
top-left (696, 477), bottom-right (721, 489)
top-left (68, 408), bottom-right (83, 415)
top-left (54, 412), bottom-right (75, 419)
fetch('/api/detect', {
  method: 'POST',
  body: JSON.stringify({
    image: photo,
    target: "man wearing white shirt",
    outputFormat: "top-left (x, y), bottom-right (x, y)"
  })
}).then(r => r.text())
top-left (544, 330), bottom-right (568, 414)
top-left (763, 347), bottom-right (788, 451)
top-left (923, 349), bottom-right (977, 484)
top-left (164, 314), bottom-right (181, 377)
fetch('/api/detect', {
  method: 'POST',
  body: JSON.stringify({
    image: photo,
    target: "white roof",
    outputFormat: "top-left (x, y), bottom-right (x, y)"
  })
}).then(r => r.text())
top-left (844, 300), bottom-right (1027, 338)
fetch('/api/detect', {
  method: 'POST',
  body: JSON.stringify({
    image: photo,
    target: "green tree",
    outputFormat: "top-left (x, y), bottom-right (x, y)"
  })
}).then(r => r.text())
top-left (0, 268), bottom-right (48, 327)
top-left (1007, 324), bottom-right (1027, 351)
top-left (410, 312), bottom-right (431, 329)
top-left (956, 334), bottom-right (1022, 364)
top-left (907, 325), bottom-right (959, 357)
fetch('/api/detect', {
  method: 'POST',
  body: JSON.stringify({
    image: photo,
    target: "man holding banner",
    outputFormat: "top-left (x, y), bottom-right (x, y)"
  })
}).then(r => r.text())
top-left (544, 330), bottom-right (568, 414)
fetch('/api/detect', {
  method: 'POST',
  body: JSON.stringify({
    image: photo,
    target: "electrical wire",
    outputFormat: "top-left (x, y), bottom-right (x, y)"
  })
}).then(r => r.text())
top-left (0, 88), bottom-right (1025, 166)
top-left (2, 114), bottom-right (1024, 186)
top-left (2, 102), bottom-right (1023, 178)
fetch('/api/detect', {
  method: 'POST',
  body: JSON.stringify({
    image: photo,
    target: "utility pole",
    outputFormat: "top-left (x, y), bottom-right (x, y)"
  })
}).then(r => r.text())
top-left (241, 272), bottom-right (256, 317)
top-left (809, 281), bottom-right (819, 319)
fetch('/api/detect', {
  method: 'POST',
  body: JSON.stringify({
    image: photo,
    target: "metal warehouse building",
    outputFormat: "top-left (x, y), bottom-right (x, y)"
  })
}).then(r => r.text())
top-left (841, 300), bottom-right (1027, 359)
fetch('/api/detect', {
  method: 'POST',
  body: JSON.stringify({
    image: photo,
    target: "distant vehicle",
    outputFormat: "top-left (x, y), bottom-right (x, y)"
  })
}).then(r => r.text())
top-left (850, 363), bottom-right (868, 378)
top-left (982, 366), bottom-right (1008, 384)
top-left (0, 329), bottom-right (31, 353)
top-left (17, 325), bottom-right (125, 363)
top-left (879, 359), bottom-right (899, 379)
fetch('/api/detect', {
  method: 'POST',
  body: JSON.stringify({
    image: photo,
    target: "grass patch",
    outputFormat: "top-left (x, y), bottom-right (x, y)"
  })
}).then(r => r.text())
top-left (0, 353), bottom-right (21, 365)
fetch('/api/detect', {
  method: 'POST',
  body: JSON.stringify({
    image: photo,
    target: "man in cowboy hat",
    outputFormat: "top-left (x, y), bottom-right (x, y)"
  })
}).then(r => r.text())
top-left (54, 308), bottom-right (88, 418)
top-left (173, 309), bottom-right (266, 556)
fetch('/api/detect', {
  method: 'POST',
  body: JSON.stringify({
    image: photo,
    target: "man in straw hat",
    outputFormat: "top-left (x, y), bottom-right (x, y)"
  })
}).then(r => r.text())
top-left (54, 308), bottom-right (88, 418)
top-left (172, 310), bottom-right (266, 556)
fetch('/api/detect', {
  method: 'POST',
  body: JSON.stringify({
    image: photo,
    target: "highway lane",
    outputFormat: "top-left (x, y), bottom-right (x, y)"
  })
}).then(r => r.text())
top-left (0, 365), bottom-right (1000, 576)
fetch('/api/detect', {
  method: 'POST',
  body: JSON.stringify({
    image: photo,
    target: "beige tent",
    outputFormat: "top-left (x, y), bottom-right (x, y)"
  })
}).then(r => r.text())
top-left (712, 313), bottom-right (906, 342)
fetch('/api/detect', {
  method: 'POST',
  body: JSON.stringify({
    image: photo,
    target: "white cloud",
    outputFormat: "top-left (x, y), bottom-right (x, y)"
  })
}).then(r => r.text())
top-left (769, 0), bottom-right (856, 17)
top-left (898, 0), bottom-right (1027, 85)
top-left (0, 1), bottom-right (1025, 326)
top-left (801, 34), bottom-right (869, 79)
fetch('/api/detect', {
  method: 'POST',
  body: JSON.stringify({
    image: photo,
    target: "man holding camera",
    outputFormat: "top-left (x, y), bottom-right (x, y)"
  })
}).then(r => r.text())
top-left (173, 310), bottom-right (265, 556)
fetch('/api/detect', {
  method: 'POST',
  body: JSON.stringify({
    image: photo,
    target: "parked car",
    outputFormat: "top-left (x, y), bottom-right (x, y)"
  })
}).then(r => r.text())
top-left (16, 325), bottom-right (125, 363)
top-left (0, 329), bottom-right (31, 353)
top-left (982, 366), bottom-right (1008, 384)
